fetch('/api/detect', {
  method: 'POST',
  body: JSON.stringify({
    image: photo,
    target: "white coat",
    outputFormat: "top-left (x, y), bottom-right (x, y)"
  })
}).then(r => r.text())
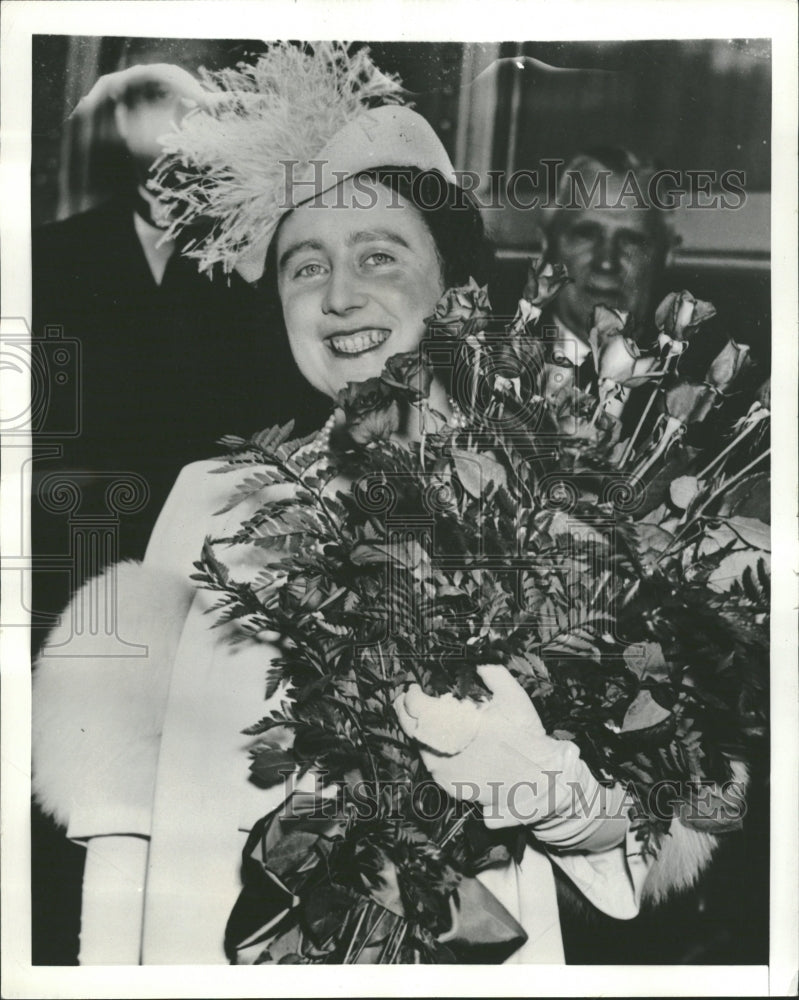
top-left (33, 460), bottom-right (723, 964)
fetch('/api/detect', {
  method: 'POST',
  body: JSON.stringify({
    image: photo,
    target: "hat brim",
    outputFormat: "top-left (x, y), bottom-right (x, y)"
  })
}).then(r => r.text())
top-left (235, 105), bottom-right (456, 283)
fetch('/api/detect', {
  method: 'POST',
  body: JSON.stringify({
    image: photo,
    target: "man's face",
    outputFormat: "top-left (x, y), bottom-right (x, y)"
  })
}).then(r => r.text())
top-left (550, 185), bottom-right (662, 338)
top-left (115, 88), bottom-right (190, 173)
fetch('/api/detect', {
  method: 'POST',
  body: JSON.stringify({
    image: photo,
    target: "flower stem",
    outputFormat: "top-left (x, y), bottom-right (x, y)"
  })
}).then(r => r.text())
top-left (348, 902), bottom-right (388, 964)
top-left (628, 416), bottom-right (685, 486)
top-left (342, 901), bottom-right (372, 963)
top-left (379, 915), bottom-right (408, 963)
top-left (655, 447), bottom-right (770, 564)
top-left (471, 345), bottom-right (482, 415)
top-left (617, 383), bottom-right (660, 468)
top-left (694, 418), bottom-right (761, 481)
top-left (437, 808), bottom-right (472, 847)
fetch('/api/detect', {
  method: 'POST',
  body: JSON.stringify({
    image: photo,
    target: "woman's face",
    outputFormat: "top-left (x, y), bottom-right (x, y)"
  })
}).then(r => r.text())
top-left (276, 177), bottom-right (445, 398)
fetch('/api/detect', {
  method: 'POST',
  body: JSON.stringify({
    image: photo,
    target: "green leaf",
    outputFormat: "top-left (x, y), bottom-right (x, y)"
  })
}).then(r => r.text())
top-left (252, 420), bottom-right (296, 453)
top-left (264, 665), bottom-right (284, 700)
top-left (623, 642), bottom-right (670, 683)
top-left (621, 690), bottom-right (672, 733)
top-left (506, 651), bottom-right (548, 680)
top-left (267, 828), bottom-right (320, 878)
top-left (214, 468), bottom-right (288, 514)
top-left (241, 715), bottom-right (292, 737)
top-left (708, 548), bottom-right (771, 593)
top-left (723, 516), bottom-right (770, 551)
top-left (451, 448), bottom-right (506, 498)
top-left (350, 543), bottom-right (389, 566)
top-left (250, 747), bottom-right (296, 786)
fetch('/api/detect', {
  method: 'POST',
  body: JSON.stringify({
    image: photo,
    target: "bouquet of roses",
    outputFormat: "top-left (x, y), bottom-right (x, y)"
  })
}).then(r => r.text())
top-left (192, 263), bottom-right (769, 964)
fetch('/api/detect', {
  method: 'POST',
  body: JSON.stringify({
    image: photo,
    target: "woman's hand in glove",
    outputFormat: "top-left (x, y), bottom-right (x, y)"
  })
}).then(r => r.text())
top-left (394, 665), bottom-right (570, 829)
top-left (394, 665), bottom-right (629, 847)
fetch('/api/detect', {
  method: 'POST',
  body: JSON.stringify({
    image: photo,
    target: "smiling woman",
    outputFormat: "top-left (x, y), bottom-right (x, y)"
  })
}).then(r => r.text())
top-left (31, 42), bottom-right (743, 966)
top-left (268, 166), bottom-right (492, 403)
top-left (276, 177), bottom-right (446, 398)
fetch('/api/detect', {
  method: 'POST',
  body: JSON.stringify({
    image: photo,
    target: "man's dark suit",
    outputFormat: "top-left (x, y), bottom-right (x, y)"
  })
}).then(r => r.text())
top-left (32, 198), bottom-right (327, 560)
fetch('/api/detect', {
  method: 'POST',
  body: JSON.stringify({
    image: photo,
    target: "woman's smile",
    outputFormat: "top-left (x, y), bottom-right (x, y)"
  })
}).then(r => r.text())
top-left (325, 327), bottom-right (392, 356)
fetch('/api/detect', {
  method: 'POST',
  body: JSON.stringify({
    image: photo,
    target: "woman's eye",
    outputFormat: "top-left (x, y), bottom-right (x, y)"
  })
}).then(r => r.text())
top-left (364, 251), bottom-right (395, 267)
top-left (295, 262), bottom-right (326, 279)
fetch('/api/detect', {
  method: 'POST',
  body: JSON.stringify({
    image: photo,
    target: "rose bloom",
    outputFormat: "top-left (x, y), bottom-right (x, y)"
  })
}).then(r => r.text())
top-left (655, 289), bottom-right (716, 357)
top-left (664, 380), bottom-right (716, 425)
top-left (337, 377), bottom-right (401, 444)
top-left (588, 306), bottom-right (658, 386)
top-left (430, 277), bottom-right (492, 339)
top-left (381, 350), bottom-right (433, 402)
top-left (705, 339), bottom-right (751, 394)
top-left (522, 258), bottom-right (570, 307)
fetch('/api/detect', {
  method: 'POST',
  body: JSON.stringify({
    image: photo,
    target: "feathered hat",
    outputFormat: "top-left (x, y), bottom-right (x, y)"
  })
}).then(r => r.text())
top-left (151, 42), bottom-right (457, 282)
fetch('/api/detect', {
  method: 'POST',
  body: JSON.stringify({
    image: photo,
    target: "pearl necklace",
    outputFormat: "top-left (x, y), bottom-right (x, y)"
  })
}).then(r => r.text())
top-left (447, 396), bottom-right (469, 429)
top-left (316, 398), bottom-right (467, 454)
top-left (320, 411), bottom-right (338, 448)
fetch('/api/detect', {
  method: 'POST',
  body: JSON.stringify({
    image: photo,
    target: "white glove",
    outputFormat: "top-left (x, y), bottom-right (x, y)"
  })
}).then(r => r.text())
top-left (395, 665), bottom-right (629, 847)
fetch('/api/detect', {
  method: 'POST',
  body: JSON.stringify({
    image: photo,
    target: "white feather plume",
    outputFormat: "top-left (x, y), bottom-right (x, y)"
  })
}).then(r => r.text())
top-left (151, 42), bottom-right (406, 275)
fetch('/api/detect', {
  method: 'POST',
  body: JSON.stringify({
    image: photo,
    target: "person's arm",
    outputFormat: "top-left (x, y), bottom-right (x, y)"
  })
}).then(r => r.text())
top-left (394, 665), bottom-right (720, 920)
top-left (77, 836), bottom-right (151, 965)
top-left (32, 465), bottom-right (214, 962)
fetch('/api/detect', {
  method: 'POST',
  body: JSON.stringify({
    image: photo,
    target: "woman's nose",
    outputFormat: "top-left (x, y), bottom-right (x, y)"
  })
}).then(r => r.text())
top-left (321, 266), bottom-right (367, 315)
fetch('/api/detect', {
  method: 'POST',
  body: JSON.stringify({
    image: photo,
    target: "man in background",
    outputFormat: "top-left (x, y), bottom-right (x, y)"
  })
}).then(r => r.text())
top-left (33, 64), bottom-right (327, 571)
top-left (540, 146), bottom-right (676, 372)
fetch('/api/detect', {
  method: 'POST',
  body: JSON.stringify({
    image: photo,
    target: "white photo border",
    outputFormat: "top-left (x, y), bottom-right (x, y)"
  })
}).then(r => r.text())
top-left (2, 2), bottom-right (796, 997)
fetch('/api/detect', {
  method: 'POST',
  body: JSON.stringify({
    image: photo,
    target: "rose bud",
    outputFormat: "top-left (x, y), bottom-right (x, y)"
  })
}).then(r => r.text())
top-left (590, 328), bottom-right (658, 386)
top-left (493, 373), bottom-right (523, 402)
top-left (705, 339), bottom-right (751, 394)
top-left (655, 290), bottom-right (716, 342)
top-left (381, 350), bottom-right (433, 402)
top-left (587, 308), bottom-right (659, 422)
top-left (509, 296), bottom-right (542, 336)
top-left (429, 277), bottom-right (492, 338)
top-left (522, 257), bottom-right (570, 307)
top-left (590, 304), bottom-right (631, 346)
top-left (663, 380), bottom-right (716, 425)
top-left (543, 360), bottom-right (576, 410)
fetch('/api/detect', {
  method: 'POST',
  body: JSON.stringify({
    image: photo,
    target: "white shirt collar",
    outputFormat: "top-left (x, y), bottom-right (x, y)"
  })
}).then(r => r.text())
top-left (550, 314), bottom-right (592, 367)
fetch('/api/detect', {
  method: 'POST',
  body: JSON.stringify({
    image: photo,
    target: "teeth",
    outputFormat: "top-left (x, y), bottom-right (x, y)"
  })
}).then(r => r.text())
top-left (328, 329), bottom-right (390, 355)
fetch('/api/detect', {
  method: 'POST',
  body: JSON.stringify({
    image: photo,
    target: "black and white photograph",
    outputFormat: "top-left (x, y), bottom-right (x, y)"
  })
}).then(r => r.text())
top-left (1, 1), bottom-right (796, 996)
